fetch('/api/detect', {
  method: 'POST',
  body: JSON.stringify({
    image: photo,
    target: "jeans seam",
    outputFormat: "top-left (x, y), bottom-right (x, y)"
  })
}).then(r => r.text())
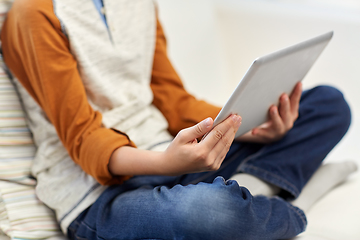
top-left (72, 220), bottom-right (98, 239)
top-left (68, 220), bottom-right (81, 238)
top-left (287, 202), bottom-right (307, 231)
top-left (240, 164), bottom-right (300, 197)
top-left (80, 220), bottom-right (97, 232)
top-left (74, 236), bottom-right (88, 240)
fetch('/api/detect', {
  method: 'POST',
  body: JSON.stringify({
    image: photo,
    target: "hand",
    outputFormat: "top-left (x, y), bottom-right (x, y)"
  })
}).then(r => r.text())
top-left (236, 82), bottom-right (302, 144)
top-left (162, 114), bottom-right (242, 175)
top-left (108, 115), bottom-right (242, 177)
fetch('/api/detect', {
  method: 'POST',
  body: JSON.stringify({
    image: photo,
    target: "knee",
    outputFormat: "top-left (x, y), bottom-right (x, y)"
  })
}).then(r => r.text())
top-left (304, 85), bottom-right (351, 131)
top-left (170, 178), bottom-right (305, 239)
top-left (312, 85), bottom-right (345, 100)
top-left (170, 178), bottom-right (251, 238)
top-left (312, 85), bottom-right (350, 113)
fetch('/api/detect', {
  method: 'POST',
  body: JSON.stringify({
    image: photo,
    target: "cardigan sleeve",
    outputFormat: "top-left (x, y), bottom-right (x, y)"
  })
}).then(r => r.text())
top-left (0, 0), bottom-right (135, 185)
top-left (150, 19), bottom-right (222, 137)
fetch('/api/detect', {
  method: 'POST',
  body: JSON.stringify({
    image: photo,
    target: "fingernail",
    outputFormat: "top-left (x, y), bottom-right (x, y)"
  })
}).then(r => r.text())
top-left (272, 107), bottom-right (277, 114)
top-left (231, 114), bottom-right (238, 122)
top-left (236, 118), bottom-right (242, 127)
top-left (204, 117), bottom-right (212, 128)
top-left (231, 115), bottom-right (242, 127)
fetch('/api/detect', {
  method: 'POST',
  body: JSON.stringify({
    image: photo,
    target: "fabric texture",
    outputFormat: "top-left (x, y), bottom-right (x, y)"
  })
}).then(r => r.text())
top-left (0, 1), bottom-right (66, 238)
top-left (0, 56), bottom-right (65, 239)
top-left (0, 181), bottom-right (66, 239)
top-left (0, 63), bottom-right (35, 186)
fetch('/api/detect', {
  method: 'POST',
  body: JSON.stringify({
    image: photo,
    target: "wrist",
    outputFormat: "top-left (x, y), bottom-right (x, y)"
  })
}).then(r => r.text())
top-left (108, 146), bottom-right (171, 176)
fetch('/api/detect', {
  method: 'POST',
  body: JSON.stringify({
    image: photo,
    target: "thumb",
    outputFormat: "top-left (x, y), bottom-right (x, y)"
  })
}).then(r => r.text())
top-left (178, 117), bottom-right (213, 144)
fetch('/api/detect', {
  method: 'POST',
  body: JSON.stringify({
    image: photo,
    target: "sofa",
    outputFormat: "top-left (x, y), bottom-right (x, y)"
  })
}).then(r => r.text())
top-left (156, 0), bottom-right (360, 239)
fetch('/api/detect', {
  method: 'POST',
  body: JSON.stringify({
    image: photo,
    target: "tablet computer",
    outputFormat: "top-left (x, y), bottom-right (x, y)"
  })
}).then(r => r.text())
top-left (213, 31), bottom-right (333, 138)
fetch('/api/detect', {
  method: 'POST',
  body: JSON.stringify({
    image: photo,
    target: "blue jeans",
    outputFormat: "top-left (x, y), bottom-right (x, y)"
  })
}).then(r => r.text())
top-left (67, 86), bottom-right (351, 240)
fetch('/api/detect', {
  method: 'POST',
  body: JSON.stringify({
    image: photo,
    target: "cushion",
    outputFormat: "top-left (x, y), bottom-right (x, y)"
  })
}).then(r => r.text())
top-left (0, 2), bottom-right (66, 238)
top-left (0, 65), bottom-right (37, 186)
top-left (0, 56), bottom-right (66, 240)
top-left (0, 181), bottom-right (67, 239)
top-left (0, 58), bottom-right (67, 239)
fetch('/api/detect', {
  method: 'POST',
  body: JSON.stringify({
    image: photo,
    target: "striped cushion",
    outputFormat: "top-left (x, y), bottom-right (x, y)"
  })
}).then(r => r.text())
top-left (0, 58), bottom-right (66, 239)
top-left (0, 3), bottom-right (67, 235)
top-left (0, 181), bottom-right (67, 240)
top-left (0, 60), bottom-right (37, 186)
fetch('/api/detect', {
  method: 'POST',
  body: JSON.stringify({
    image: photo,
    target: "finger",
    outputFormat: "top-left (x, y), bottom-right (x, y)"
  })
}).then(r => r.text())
top-left (177, 117), bottom-right (213, 144)
top-left (207, 143), bottom-right (229, 171)
top-left (251, 121), bottom-right (270, 135)
top-left (202, 114), bottom-right (241, 152)
top-left (251, 127), bottom-right (275, 142)
top-left (208, 117), bottom-right (240, 169)
top-left (290, 82), bottom-right (302, 115)
top-left (212, 145), bottom-right (230, 170)
top-left (278, 94), bottom-right (292, 128)
top-left (252, 116), bottom-right (283, 141)
top-left (268, 105), bottom-right (285, 133)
